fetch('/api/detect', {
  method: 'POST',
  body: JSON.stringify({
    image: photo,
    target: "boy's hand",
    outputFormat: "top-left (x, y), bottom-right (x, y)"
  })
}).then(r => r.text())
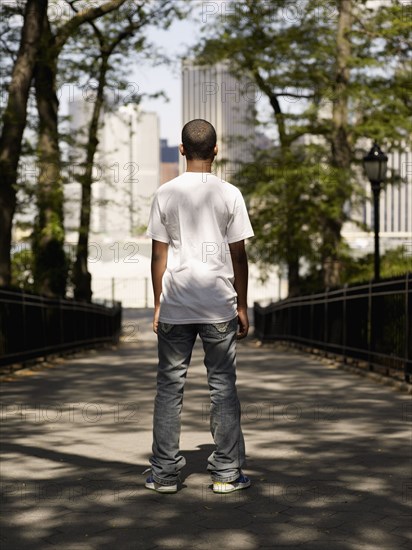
top-left (153, 305), bottom-right (160, 334)
top-left (236, 307), bottom-right (249, 340)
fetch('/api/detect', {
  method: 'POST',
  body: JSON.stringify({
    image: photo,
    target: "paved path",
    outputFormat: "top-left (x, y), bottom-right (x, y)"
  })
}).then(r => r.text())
top-left (1, 310), bottom-right (411, 549)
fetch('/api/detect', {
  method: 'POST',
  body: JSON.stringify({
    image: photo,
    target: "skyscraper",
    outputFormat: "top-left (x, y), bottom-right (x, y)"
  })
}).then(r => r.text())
top-left (181, 59), bottom-right (258, 179)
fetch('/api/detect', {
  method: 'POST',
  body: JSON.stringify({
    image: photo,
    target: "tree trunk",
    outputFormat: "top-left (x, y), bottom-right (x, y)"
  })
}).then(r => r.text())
top-left (73, 53), bottom-right (110, 302)
top-left (287, 259), bottom-right (300, 298)
top-left (32, 17), bottom-right (67, 297)
top-left (252, 69), bottom-right (302, 296)
top-left (324, 0), bottom-right (353, 288)
top-left (0, 0), bottom-right (48, 287)
top-left (31, 0), bottom-right (127, 297)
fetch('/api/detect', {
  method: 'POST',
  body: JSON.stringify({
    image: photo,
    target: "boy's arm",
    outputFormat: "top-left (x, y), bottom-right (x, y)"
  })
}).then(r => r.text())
top-left (229, 239), bottom-right (249, 340)
top-left (151, 239), bottom-right (168, 333)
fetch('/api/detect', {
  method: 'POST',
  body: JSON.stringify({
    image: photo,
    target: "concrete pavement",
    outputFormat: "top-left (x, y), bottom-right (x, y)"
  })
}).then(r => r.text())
top-left (1, 309), bottom-right (411, 549)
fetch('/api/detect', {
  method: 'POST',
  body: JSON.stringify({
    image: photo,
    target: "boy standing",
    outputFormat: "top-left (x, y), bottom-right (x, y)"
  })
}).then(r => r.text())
top-left (145, 119), bottom-right (254, 493)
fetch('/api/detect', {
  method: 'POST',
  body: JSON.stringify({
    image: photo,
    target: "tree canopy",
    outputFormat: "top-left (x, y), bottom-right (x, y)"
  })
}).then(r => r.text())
top-left (194, 0), bottom-right (411, 294)
top-left (1, 0), bottom-right (410, 299)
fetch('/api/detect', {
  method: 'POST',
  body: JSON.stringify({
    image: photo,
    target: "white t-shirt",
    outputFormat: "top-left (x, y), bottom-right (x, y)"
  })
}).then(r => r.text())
top-left (147, 171), bottom-right (254, 324)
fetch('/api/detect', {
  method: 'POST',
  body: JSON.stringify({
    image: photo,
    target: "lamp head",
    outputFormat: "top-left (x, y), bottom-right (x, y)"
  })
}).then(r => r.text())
top-left (363, 142), bottom-right (388, 188)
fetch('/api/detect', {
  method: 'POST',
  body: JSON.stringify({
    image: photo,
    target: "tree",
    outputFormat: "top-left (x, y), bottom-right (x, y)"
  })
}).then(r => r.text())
top-left (195, 0), bottom-right (411, 295)
top-left (0, 0), bottom-right (48, 287)
top-left (31, 0), bottom-right (127, 297)
top-left (195, 0), bottom-right (339, 293)
top-left (68, 0), bottom-right (182, 301)
top-left (349, 0), bottom-right (412, 145)
top-left (324, 0), bottom-right (353, 287)
top-left (236, 144), bottom-right (326, 296)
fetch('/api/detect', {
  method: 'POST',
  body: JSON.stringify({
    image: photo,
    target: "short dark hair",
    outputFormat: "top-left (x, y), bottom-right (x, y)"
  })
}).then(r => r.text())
top-left (181, 119), bottom-right (217, 160)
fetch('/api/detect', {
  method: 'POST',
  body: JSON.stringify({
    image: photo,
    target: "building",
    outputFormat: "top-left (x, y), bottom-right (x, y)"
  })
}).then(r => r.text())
top-left (181, 59), bottom-right (258, 179)
top-left (160, 139), bottom-right (179, 185)
top-left (65, 100), bottom-right (160, 241)
top-left (96, 105), bottom-right (159, 238)
top-left (64, 100), bottom-right (161, 305)
top-left (296, 128), bottom-right (412, 257)
top-left (342, 147), bottom-right (412, 256)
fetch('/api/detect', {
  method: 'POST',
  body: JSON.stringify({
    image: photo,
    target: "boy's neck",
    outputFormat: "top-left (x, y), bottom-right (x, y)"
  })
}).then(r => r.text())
top-left (185, 158), bottom-right (213, 173)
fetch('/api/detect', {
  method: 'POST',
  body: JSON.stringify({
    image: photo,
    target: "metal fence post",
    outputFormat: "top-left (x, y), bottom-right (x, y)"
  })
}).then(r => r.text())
top-left (111, 277), bottom-right (115, 306)
top-left (310, 294), bottom-right (314, 342)
top-left (59, 298), bottom-right (63, 348)
top-left (405, 272), bottom-right (410, 383)
top-left (324, 287), bottom-right (329, 356)
top-left (342, 283), bottom-right (347, 364)
top-left (368, 279), bottom-right (373, 371)
top-left (22, 291), bottom-right (27, 355)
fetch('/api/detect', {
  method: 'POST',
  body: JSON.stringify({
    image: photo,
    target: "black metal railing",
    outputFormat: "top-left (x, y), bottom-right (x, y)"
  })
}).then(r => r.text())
top-left (0, 289), bottom-right (122, 368)
top-left (254, 273), bottom-right (411, 382)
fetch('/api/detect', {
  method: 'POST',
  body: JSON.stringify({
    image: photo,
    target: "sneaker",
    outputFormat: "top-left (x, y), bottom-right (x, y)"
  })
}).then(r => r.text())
top-left (213, 473), bottom-right (251, 494)
top-left (144, 474), bottom-right (177, 494)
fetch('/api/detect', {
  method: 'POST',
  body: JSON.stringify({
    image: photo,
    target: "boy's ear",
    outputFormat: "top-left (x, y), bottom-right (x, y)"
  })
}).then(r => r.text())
top-left (179, 143), bottom-right (185, 156)
top-left (214, 144), bottom-right (218, 156)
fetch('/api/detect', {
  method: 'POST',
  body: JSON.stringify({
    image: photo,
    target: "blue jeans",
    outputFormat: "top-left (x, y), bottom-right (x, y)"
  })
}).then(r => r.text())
top-left (150, 316), bottom-right (245, 485)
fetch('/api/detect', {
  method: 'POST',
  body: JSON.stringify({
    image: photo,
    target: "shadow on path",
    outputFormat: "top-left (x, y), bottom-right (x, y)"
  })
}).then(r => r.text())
top-left (1, 309), bottom-right (411, 549)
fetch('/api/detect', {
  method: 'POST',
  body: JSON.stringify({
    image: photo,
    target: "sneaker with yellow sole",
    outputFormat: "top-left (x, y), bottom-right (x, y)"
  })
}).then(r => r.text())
top-left (213, 473), bottom-right (251, 494)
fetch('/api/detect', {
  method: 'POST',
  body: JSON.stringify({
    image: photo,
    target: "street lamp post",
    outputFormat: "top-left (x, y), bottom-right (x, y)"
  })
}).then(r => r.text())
top-left (363, 142), bottom-right (388, 282)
